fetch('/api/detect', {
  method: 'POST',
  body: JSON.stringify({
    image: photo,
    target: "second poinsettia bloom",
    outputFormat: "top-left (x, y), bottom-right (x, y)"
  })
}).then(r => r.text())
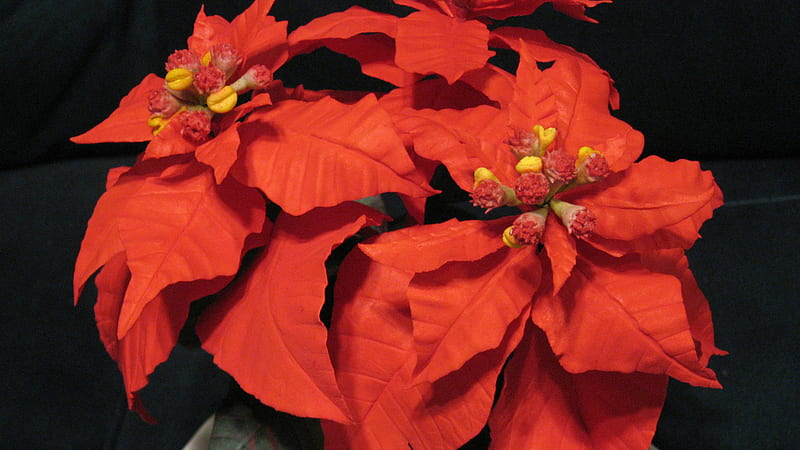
top-left (319, 36), bottom-right (724, 448)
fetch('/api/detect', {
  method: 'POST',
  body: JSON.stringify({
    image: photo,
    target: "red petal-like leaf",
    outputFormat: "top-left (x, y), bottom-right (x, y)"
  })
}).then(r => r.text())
top-left (544, 57), bottom-right (641, 170)
top-left (459, 64), bottom-right (517, 105)
top-left (194, 123), bottom-right (242, 184)
top-left (71, 74), bottom-right (162, 144)
top-left (105, 166), bottom-right (130, 189)
top-left (586, 181), bottom-right (723, 256)
top-left (542, 210), bottom-right (577, 294)
top-left (532, 248), bottom-right (720, 387)
top-left (359, 217), bottom-right (511, 273)
top-left (492, 28), bottom-right (643, 169)
top-left (197, 202), bottom-right (385, 423)
top-left (640, 249), bottom-right (727, 367)
top-left (551, 0), bottom-right (612, 23)
top-left (394, 11), bottom-right (494, 84)
top-left (104, 161), bottom-right (264, 338)
top-left (507, 40), bottom-right (559, 132)
top-left (327, 34), bottom-right (421, 87)
top-left (490, 326), bottom-right (667, 449)
top-left (188, 2), bottom-right (287, 75)
top-left (564, 156), bottom-right (719, 242)
top-left (74, 160), bottom-right (175, 304)
top-left (94, 253), bottom-right (232, 423)
top-left (390, 105), bottom-right (515, 191)
top-left (408, 245), bottom-right (540, 382)
top-left (328, 248), bottom-right (416, 423)
top-left (324, 301), bottom-right (529, 449)
top-left (141, 118), bottom-right (198, 160)
top-left (232, 94), bottom-right (433, 215)
top-left (288, 7), bottom-right (397, 57)
top-left (230, 0), bottom-right (288, 72)
top-left (187, 7), bottom-right (233, 57)
top-left (379, 76), bottom-right (496, 112)
top-left (288, 7), bottom-right (416, 87)
top-left (397, 0), bottom-right (609, 21)
top-left (490, 27), bottom-right (619, 109)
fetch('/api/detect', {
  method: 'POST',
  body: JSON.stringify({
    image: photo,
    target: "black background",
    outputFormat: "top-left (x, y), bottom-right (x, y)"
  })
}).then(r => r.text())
top-left (1, 1), bottom-right (797, 448)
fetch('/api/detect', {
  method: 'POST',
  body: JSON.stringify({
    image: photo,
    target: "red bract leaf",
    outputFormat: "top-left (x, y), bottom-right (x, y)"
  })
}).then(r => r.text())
top-left (328, 34), bottom-right (422, 87)
top-left (532, 249), bottom-right (720, 387)
top-left (379, 75), bottom-right (495, 112)
top-left (490, 326), bottom-right (667, 449)
top-left (459, 65), bottom-right (517, 105)
top-left (75, 161), bottom-right (165, 304)
top-left (491, 28), bottom-right (645, 170)
top-left (94, 253), bottom-right (233, 423)
top-left (141, 119), bottom-right (198, 160)
top-left (542, 56), bottom-right (642, 170)
top-left (491, 27), bottom-right (619, 109)
top-left (325, 302), bottom-right (529, 449)
top-left (390, 105), bottom-right (514, 191)
top-left (640, 249), bottom-right (727, 367)
top-left (507, 40), bottom-right (559, 131)
top-left (194, 124), bottom-right (241, 183)
top-left (75, 159), bottom-right (265, 338)
top-left (328, 248), bottom-right (416, 422)
top-left (586, 181), bottom-right (723, 256)
top-left (229, 0), bottom-right (288, 72)
top-left (408, 245), bottom-right (540, 382)
top-left (197, 202), bottom-right (386, 423)
top-left (70, 74), bottom-right (163, 144)
top-left (395, 0), bottom-right (608, 21)
top-left (289, 8), bottom-right (419, 87)
top-left (105, 166), bottom-right (130, 189)
top-left (359, 217), bottom-right (511, 273)
top-left (564, 156), bottom-right (719, 242)
top-left (551, 0), bottom-right (612, 23)
top-left (288, 6), bottom-right (397, 56)
top-left (394, 11), bottom-right (494, 84)
top-left (187, 7), bottom-right (234, 57)
top-left (542, 211), bottom-right (577, 294)
top-left (188, 1), bottom-right (287, 75)
top-left (231, 94), bottom-right (433, 215)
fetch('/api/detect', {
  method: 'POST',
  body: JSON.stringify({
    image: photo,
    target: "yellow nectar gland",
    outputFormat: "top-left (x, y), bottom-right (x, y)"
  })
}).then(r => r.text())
top-left (515, 156), bottom-right (543, 174)
top-left (165, 68), bottom-right (194, 91)
top-left (206, 86), bottom-right (238, 113)
top-left (147, 116), bottom-right (167, 135)
top-left (201, 52), bottom-right (212, 66)
top-left (502, 226), bottom-right (525, 248)
top-left (147, 106), bottom-right (186, 136)
top-left (473, 167), bottom-right (500, 189)
top-left (533, 125), bottom-right (557, 152)
top-left (576, 146), bottom-right (599, 166)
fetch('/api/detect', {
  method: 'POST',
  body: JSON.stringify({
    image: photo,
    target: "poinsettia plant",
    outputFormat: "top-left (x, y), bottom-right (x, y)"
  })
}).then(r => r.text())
top-left (72, 0), bottom-right (723, 447)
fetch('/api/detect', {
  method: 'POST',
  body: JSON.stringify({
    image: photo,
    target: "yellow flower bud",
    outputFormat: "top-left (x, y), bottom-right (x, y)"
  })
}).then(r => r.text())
top-left (147, 116), bottom-right (167, 135)
top-left (473, 167), bottom-right (499, 189)
top-left (533, 125), bottom-right (557, 152)
top-left (515, 156), bottom-right (543, 174)
top-left (206, 86), bottom-right (238, 113)
top-left (502, 226), bottom-right (525, 248)
top-left (165, 68), bottom-right (194, 91)
top-left (576, 146), bottom-right (601, 166)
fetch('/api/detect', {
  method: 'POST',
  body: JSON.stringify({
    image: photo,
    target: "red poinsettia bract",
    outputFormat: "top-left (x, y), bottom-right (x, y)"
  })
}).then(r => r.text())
top-left (288, 0), bottom-right (609, 90)
top-left (320, 38), bottom-right (724, 448)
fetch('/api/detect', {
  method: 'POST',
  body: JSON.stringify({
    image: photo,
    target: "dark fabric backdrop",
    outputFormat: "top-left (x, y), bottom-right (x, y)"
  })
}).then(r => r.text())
top-left (1, 1), bottom-right (797, 448)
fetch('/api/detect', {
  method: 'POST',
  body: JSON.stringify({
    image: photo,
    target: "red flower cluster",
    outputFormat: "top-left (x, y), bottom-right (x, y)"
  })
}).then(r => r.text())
top-left (72, 0), bottom-right (723, 447)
